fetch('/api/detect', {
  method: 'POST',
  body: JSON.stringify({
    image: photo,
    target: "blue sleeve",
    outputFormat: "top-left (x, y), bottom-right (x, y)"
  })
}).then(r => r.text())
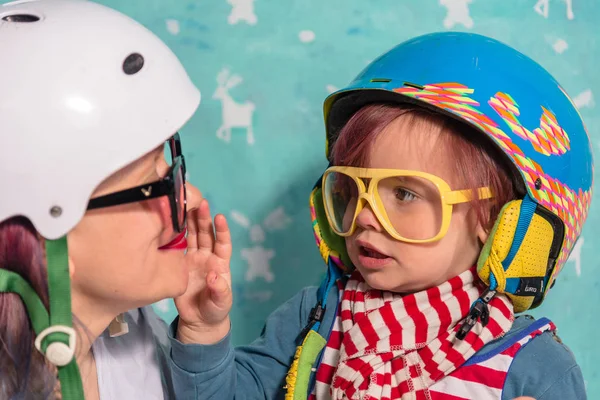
top-left (502, 330), bottom-right (587, 400)
top-left (167, 287), bottom-right (318, 400)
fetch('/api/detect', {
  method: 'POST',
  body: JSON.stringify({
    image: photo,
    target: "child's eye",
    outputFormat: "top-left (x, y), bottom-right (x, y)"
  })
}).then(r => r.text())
top-left (394, 187), bottom-right (418, 202)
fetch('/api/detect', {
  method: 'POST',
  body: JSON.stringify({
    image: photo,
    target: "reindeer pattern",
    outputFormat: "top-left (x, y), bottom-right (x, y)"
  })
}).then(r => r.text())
top-left (534, 0), bottom-right (574, 19)
top-left (214, 68), bottom-right (256, 145)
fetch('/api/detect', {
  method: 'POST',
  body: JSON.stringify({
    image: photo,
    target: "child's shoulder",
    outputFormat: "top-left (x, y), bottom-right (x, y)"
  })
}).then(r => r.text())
top-left (486, 315), bottom-right (576, 362)
top-left (472, 315), bottom-right (585, 400)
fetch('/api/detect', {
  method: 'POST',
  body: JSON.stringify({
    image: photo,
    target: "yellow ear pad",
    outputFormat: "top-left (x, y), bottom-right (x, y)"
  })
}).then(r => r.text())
top-left (477, 200), bottom-right (556, 313)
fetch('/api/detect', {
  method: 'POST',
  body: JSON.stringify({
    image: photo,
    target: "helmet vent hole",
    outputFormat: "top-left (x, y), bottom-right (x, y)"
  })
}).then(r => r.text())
top-left (123, 53), bottom-right (144, 75)
top-left (2, 13), bottom-right (40, 22)
top-left (370, 78), bottom-right (391, 83)
top-left (403, 82), bottom-right (424, 90)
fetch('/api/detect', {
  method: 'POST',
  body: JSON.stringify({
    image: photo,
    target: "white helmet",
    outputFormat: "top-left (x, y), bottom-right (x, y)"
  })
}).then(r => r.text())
top-left (0, 0), bottom-right (201, 239)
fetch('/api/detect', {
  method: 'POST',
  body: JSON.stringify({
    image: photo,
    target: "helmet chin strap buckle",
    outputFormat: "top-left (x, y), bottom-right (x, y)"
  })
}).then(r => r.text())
top-left (34, 325), bottom-right (77, 367)
top-left (109, 313), bottom-right (129, 337)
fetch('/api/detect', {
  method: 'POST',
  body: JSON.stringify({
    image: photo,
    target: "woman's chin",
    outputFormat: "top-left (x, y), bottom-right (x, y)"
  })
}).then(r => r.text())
top-left (158, 257), bottom-right (190, 297)
top-left (143, 275), bottom-right (189, 307)
top-left (165, 274), bottom-right (190, 299)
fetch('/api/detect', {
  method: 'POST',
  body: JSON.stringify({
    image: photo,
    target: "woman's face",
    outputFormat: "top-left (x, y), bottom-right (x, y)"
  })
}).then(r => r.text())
top-left (67, 143), bottom-right (202, 312)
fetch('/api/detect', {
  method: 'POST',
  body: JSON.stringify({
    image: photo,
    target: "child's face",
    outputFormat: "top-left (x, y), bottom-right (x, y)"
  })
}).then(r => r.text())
top-left (344, 116), bottom-right (488, 293)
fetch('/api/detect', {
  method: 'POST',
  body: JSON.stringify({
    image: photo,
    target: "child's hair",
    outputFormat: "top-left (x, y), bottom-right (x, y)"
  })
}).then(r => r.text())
top-left (330, 104), bottom-right (517, 231)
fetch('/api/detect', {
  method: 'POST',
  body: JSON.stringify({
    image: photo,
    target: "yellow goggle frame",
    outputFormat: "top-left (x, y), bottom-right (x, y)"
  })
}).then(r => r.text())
top-left (322, 166), bottom-right (493, 243)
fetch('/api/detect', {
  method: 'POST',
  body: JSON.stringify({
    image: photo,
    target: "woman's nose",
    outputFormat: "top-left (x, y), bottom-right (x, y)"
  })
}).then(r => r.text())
top-left (185, 183), bottom-right (203, 211)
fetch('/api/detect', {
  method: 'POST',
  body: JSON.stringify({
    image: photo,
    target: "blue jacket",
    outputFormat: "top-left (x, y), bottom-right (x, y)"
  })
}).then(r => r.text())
top-left (168, 285), bottom-right (586, 399)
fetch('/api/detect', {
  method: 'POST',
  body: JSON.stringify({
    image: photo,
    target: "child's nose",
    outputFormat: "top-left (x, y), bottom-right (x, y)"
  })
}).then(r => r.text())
top-left (355, 203), bottom-right (384, 233)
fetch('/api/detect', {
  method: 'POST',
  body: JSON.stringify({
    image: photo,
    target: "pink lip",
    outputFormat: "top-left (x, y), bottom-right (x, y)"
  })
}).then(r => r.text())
top-left (358, 254), bottom-right (393, 269)
top-left (355, 239), bottom-right (393, 269)
top-left (159, 231), bottom-right (188, 250)
top-left (355, 240), bottom-right (389, 257)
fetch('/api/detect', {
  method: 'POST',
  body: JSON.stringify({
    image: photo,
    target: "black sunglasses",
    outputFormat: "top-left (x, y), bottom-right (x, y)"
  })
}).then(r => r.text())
top-left (87, 133), bottom-right (187, 233)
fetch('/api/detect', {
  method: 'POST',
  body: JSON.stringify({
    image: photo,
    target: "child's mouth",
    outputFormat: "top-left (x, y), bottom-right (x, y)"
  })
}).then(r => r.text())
top-left (357, 244), bottom-right (393, 269)
top-left (360, 246), bottom-right (388, 259)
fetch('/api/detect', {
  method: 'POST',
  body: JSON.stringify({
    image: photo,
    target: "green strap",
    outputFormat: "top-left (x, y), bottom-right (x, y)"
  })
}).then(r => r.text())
top-left (0, 269), bottom-right (49, 334)
top-left (58, 362), bottom-right (85, 399)
top-left (294, 331), bottom-right (327, 400)
top-left (45, 237), bottom-right (85, 399)
top-left (45, 237), bottom-right (74, 344)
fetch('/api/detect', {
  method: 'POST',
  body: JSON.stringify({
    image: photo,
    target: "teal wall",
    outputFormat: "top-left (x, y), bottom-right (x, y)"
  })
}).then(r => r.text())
top-left (17, 0), bottom-right (600, 396)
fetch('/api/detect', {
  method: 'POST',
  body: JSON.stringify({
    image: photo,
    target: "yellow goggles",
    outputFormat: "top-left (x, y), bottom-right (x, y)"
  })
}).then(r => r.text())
top-left (322, 166), bottom-right (493, 243)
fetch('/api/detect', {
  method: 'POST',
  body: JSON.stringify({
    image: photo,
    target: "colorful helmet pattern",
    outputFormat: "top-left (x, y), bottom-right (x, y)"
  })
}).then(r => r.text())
top-left (310, 32), bottom-right (593, 309)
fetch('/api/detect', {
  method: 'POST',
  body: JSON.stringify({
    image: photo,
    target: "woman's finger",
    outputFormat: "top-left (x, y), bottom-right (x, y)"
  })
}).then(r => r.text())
top-left (213, 214), bottom-right (232, 261)
top-left (186, 207), bottom-right (200, 251)
top-left (197, 199), bottom-right (215, 252)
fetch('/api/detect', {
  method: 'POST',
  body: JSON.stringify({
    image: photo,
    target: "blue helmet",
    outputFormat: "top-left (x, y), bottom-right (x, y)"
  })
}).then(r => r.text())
top-left (311, 32), bottom-right (593, 311)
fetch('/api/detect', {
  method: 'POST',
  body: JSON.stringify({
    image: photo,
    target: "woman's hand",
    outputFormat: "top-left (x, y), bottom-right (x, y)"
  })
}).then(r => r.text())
top-left (174, 199), bottom-right (233, 344)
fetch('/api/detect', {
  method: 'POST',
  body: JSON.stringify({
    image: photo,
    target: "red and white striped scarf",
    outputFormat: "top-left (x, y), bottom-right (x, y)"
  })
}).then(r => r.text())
top-left (310, 268), bottom-right (514, 400)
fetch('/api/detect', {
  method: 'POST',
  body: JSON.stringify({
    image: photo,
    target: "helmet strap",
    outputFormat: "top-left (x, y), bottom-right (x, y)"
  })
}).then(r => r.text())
top-left (44, 236), bottom-right (85, 398)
